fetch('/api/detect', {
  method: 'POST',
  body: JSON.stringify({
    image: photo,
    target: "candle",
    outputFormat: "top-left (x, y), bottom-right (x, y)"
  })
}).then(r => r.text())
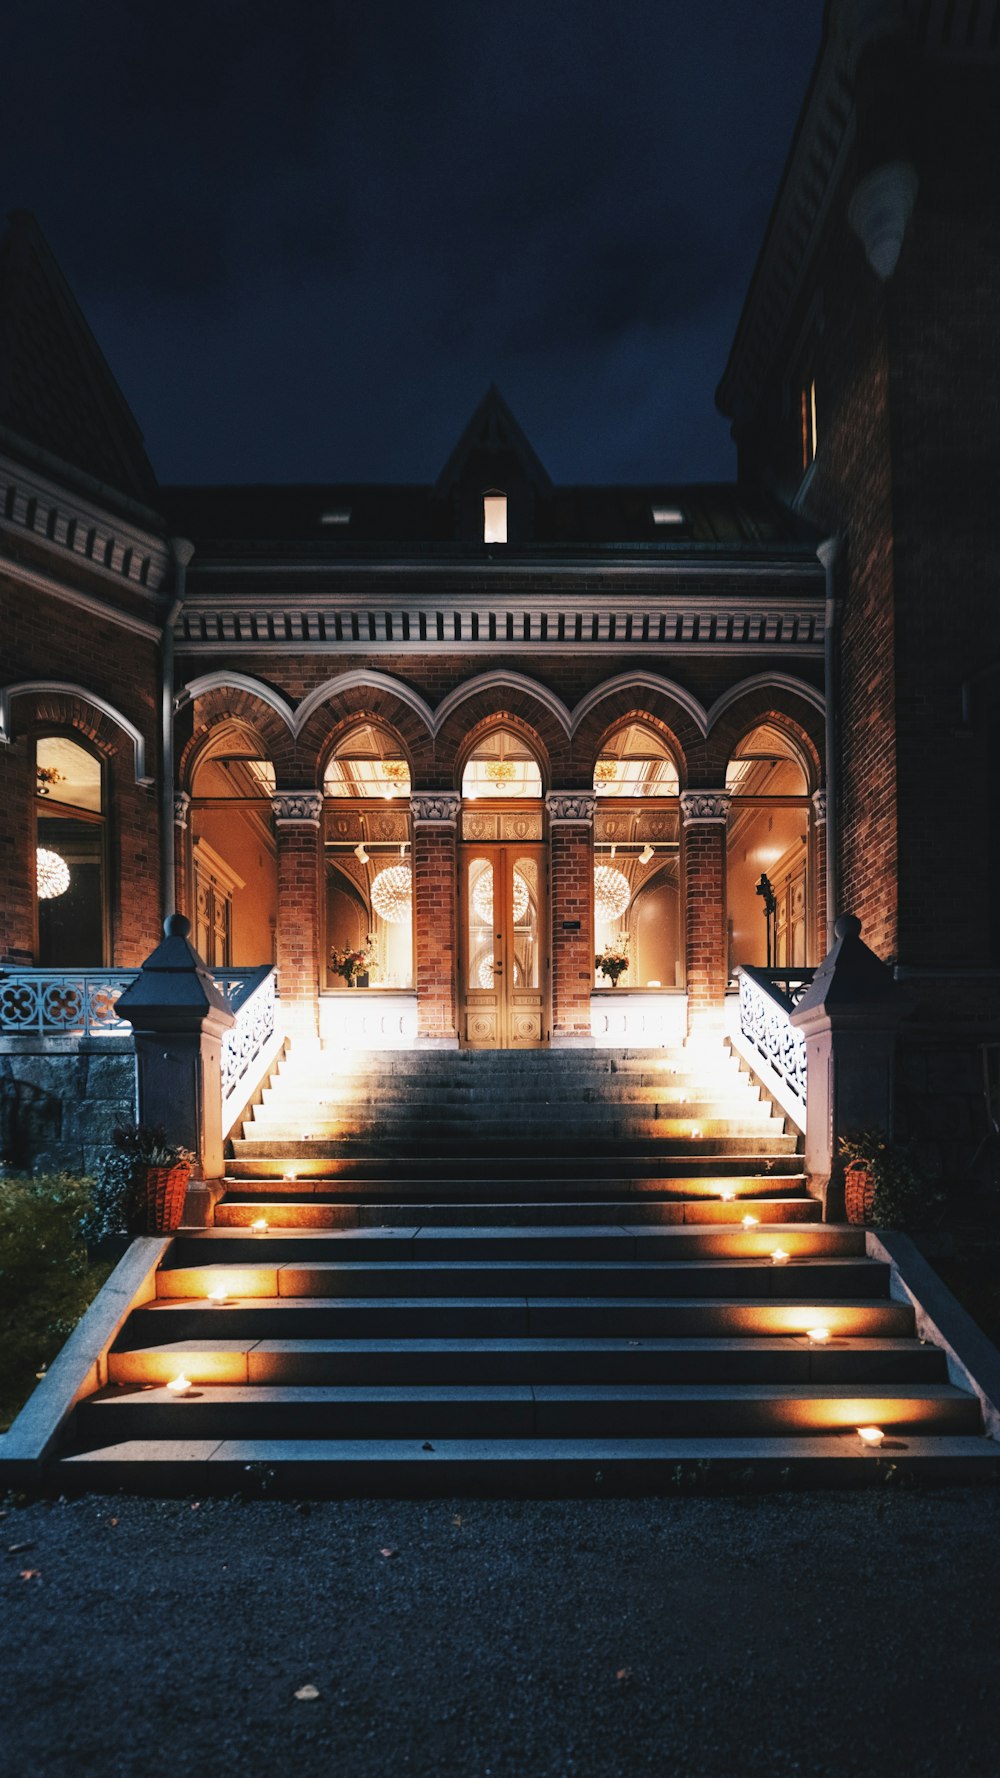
top-left (691, 1127), bottom-right (702, 1140)
top-left (807, 1327), bottom-right (831, 1344)
top-left (770, 1248), bottom-right (789, 1265)
top-left (251, 1218), bottom-right (269, 1234)
top-left (719, 1187), bottom-right (735, 1202)
top-left (741, 1214), bottom-right (759, 1230)
top-left (166, 1375), bottom-right (192, 1396)
top-left (857, 1426), bottom-right (885, 1446)
top-left (207, 1283), bottom-right (229, 1304)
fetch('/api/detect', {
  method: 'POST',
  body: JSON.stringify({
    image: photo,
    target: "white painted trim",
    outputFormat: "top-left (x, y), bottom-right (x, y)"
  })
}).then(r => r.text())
top-left (174, 671), bottom-right (296, 734)
top-left (0, 681), bottom-right (155, 784)
top-left (293, 669), bottom-right (435, 740)
top-left (570, 672), bottom-right (709, 739)
top-left (431, 670), bottom-right (572, 737)
top-left (0, 549), bottom-right (163, 641)
top-left (705, 672), bottom-right (825, 732)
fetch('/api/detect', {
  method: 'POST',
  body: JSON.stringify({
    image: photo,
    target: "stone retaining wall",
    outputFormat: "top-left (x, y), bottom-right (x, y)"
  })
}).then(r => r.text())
top-left (0, 1037), bottom-right (136, 1176)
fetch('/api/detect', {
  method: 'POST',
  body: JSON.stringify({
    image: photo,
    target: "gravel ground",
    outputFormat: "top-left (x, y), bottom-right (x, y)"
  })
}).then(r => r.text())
top-left (2, 1484), bottom-right (1000, 1778)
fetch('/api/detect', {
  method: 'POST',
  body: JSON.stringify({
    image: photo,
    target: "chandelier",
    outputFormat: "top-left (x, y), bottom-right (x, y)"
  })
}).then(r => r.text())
top-left (593, 864), bottom-right (630, 922)
top-left (472, 865), bottom-right (530, 925)
top-left (370, 863), bottom-right (412, 924)
top-left (37, 847), bottom-right (71, 900)
top-left (594, 759), bottom-right (618, 785)
top-left (483, 759), bottom-right (516, 785)
top-left (380, 760), bottom-right (410, 798)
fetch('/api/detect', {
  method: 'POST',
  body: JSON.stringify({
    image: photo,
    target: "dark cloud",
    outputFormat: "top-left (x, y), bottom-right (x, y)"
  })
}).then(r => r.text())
top-left (2, 0), bottom-right (825, 483)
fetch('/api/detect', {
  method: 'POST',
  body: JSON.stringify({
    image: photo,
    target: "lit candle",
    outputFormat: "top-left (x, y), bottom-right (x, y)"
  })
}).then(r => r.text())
top-left (719, 1187), bottom-right (735, 1202)
top-left (807, 1327), bottom-right (831, 1344)
top-left (251, 1218), bottom-right (268, 1234)
top-left (857, 1426), bottom-right (885, 1447)
top-left (166, 1375), bottom-right (193, 1396)
top-left (287, 1167), bottom-right (298, 1182)
top-left (691, 1127), bottom-right (702, 1140)
top-left (741, 1214), bottom-right (759, 1230)
top-left (770, 1248), bottom-right (789, 1265)
top-left (207, 1283), bottom-right (229, 1304)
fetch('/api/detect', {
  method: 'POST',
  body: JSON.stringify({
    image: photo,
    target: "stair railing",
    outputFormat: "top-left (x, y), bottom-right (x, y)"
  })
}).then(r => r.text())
top-left (217, 966), bottom-right (280, 1129)
top-left (0, 968), bottom-right (137, 1036)
top-left (733, 966), bottom-right (814, 1125)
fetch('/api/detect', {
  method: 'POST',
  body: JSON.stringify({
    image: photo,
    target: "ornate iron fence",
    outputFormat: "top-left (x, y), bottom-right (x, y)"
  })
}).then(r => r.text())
top-left (217, 967), bottom-right (277, 1106)
top-left (0, 969), bottom-right (137, 1036)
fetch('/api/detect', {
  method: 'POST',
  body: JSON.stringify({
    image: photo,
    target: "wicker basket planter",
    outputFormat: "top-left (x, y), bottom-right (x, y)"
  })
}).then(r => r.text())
top-left (844, 1161), bottom-right (877, 1227)
top-left (141, 1161), bottom-right (192, 1233)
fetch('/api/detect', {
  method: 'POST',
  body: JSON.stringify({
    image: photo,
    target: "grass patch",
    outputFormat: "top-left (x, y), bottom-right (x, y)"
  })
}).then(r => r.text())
top-left (0, 1173), bottom-right (113, 1432)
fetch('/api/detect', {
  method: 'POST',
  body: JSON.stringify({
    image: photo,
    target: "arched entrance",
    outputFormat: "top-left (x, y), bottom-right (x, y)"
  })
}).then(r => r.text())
top-left (459, 727), bottom-right (548, 1048)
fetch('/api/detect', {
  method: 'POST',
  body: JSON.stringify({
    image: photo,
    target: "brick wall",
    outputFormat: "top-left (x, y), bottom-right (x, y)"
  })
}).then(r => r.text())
top-left (549, 823), bottom-right (594, 1038)
top-left (413, 822), bottom-right (458, 1040)
top-left (274, 822), bottom-right (321, 1036)
top-left (683, 823), bottom-right (728, 1031)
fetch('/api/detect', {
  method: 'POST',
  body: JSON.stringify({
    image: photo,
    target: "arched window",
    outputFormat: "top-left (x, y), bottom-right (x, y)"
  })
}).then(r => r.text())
top-left (592, 722), bottom-right (682, 990)
top-left (189, 727), bottom-right (277, 967)
top-left (323, 725), bottom-right (413, 990)
top-left (726, 723), bottom-right (812, 971)
top-left (35, 735), bottom-right (107, 965)
top-left (462, 727), bottom-right (542, 800)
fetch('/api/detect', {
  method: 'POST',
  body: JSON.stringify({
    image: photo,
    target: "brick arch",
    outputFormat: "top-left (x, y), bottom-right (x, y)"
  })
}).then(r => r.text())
top-left (449, 709), bottom-right (553, 794)
top-left (0, 681), bottom-right (153, 783)
top-left (177, 687), bottom-right (296, 789)
top-left (571, 687), bottom-right (701, 785)
top-left (297, 688), bottom-right (435, 785)
top-left (702, 691), bottom-right (824, 790)
top-left (575, 706), bottom-right (690, 788)
top-left (434, 683), bottom-right (572, 786)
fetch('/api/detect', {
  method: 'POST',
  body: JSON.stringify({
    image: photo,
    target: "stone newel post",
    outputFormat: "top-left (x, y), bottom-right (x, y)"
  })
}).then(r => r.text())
top-left (789, 913), bottom-right (910, 1215)
top-left (115, 913), bottom-right (235, 1225)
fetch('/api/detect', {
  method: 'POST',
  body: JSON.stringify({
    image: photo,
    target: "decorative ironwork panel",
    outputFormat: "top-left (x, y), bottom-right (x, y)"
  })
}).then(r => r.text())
top-left (736, 966), bottom-right (813, 1107)
top-left (218, 967), bottom-right (277, 1101)
top-left (0, 970), bottom-right (137, 1035)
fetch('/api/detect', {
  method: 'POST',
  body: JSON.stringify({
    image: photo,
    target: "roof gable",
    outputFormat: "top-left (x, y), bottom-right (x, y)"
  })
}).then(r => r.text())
top-left (436, 385), bottom-right (552, 496)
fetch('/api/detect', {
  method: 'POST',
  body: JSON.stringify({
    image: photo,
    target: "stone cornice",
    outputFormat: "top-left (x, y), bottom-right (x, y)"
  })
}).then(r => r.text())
top-left (410, 792), bottom-right (461, 826)
top-left (0, 453), bottom-right (171, 602)
top-left (546, 791), bottom-right (596, 824)
top-left (0, 549), bottom-right (164, 643)
top-left (680, 790), bottom-right (731, 826)
top-left (271, 790), bottom-right (324, 827)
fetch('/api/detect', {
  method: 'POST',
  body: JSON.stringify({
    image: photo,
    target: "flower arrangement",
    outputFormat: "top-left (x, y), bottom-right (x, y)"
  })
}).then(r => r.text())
top-left (330, 938), bottom-right (374, 984)
top-left (595, 936), bottom-right (630, 987)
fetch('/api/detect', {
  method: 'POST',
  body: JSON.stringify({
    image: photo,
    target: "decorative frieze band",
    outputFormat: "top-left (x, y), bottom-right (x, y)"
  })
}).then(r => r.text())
top-left (545, 791), bottom-right (597, 824)
top-left (679, 790), bottom-right (731, 827)
top-left (271, 790), bottom-right (324, 827)
top-left (173, 792), bottom-right (191, 830)
top-left (410, 791), bottom-right (462, 826)
top-left (811, 789), bottom-right (827, 825)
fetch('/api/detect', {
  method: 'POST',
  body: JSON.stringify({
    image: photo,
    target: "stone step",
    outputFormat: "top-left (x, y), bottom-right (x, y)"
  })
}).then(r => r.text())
top-left (168, 1225), bottom-right (863, 1264)
top-left (73, 1380), bottom-right (980, 1443)
top-left (244, 1113), bottom-right (779, 1142)
top-left (213, 1196), bottom-right (820, 1228)
top-left (231, 1132), bottom-right (801, 1159)
top-left (260, 1087), bottom-right (766, 1114)
top-left (224, 1157), bottom-right (807, 1183)
top-left (108, 1335), bottom-right (948, 1388)
top-left (59, 1434), bottom-right (1000, 1496)
top-left (125, 1294), bottom-right (917, 1341)
top-left (154, 1256), bottom-right (890, 1302)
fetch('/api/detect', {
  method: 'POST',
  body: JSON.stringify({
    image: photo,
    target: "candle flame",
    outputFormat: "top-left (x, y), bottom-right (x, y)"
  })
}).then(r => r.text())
top-left (208, 1284), bottom-right (229, 1304)
top-left (167, 1375), bottom-right (192, 1395)
top-left (857, 1426), bottom-right (885, 1446)
top-left (741, 1214), bottom-right (759, 1229)
top-left (251, 1218), bottom-right (268, 1234)
top-left (770, 1248), bottom-right (789, 1264)
top-left (807, 1327), bottom-right (831, 1344)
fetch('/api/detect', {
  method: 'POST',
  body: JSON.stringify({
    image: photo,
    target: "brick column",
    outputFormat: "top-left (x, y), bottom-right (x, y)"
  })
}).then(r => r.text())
top-left (173, 793), bottom-right (190, 920)
top-left (411, 792), bottom-right (460, 1047)
top-left (272, 791), bottom-right (324, 1044)
top-left (546, 791), bottom-right (596, 1048)
top-left (811, 789), bottom-right (828, 962)
top-left (680, 790), bottom-right (731, 1038)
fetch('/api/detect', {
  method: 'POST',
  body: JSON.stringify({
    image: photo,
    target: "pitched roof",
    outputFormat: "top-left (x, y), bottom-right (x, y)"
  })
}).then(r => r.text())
top-left (0, 210), bottom-right (159, 507)
top-left (435, 385), bottom-right (552, 494)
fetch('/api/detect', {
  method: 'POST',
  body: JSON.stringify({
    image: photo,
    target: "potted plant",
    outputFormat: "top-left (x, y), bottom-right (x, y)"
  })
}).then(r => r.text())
top-left (595, 937), bottom-right (630, 987)
top-left (838, 1131), bottom-right (941, 1229)
top-left (93, 1124), bottom-right (194, 1236)
top-left (330, 939), bottom-right (374, 987)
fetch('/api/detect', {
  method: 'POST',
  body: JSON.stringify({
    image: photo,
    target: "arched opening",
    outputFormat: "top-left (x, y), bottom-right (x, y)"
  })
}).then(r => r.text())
top-left (34, 735), bottom-right (108, 966)
top-left (461, 726), bottom-right (543, 800)
top-left (323, 723), bottom-right (413, 990)
top-left (592, 721), bottom-right (682, 990)
top-left (189, 726), bottom-right (278, 967)
top-left (726, 722), bottom-right (812, 971)
top-left (460, 724), bottom-right (545, 1047)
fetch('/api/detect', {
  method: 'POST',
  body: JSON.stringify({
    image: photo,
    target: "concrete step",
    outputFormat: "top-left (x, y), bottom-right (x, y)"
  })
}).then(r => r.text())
top-left (73, 1380), bottom-right (980, 1443)
top-left (59, 1434), bottom-right (1000, 1496)
top-left (108, 1335), bottom-right (948, 1388)
top-left (231, 1133), bottom-right (801, 1159)
top-left (213, 1196), bottom-right (821, 1228)
top-left (261, 1083), bottom-right (765, 1109)
top-left (168, 1225), bottom-right (863, 1264)
top-left (154, 1256), bottom-right (889, 1302)
top-left (223, 1158), bottom-right (808, 1184)
top-left (124, 1294), bottom-right (918, 1341)
top-left (244, 1113), bottom-right (779, 1142)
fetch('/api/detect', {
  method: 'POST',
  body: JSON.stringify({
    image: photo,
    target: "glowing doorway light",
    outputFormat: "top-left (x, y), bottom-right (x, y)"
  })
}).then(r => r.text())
top-left (593, 864), bottom-right (630, 922)
top-left (36, 847), bottom-right (71, 899)
top-left (370, 864), bottom-right (413, 924)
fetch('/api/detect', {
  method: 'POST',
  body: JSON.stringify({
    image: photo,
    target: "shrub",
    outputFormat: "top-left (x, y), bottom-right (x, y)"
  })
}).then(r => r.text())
top-left (838, 1132), bottom-right (944, 1229)
top-left (82, 1123), bottom-right (194, 1242)
top-left (0, 1172), bottom-right (109, 1430)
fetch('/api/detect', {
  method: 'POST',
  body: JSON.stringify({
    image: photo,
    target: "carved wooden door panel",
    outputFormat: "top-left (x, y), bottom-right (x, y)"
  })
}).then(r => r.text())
top-left (460, 844), bottom-right (546, 1047)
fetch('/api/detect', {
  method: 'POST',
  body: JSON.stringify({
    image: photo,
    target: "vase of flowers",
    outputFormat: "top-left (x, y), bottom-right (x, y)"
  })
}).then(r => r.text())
top-left (595, 938), bottom-right (629, 987)
top-left (330, 939), bottom-right (374, 986)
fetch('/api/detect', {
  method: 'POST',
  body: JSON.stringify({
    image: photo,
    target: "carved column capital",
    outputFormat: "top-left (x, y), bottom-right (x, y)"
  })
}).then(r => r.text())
top-left (545, 791), bottom-right (596, 824)
top-left (811, 789), bottom-right (827, 826)
top-left (173, 791), bottom-right (191, 829)
top-left (271, 790), bottom-right (324, 827)
top-left (410, 791), bottom-right (462, 826)
top-left (680, 790), bottom-right (731, 827)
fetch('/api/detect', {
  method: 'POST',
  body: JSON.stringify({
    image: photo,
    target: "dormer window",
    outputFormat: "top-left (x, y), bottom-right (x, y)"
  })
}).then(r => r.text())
top-left (320, 508), bottom-right (351, 526)
top-left (651, 505), bottom-right (684, 526)
top-left (483, 493), bottom-right (507, 544)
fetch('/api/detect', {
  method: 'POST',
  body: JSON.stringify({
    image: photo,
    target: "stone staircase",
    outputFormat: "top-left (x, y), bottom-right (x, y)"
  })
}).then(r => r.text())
top-left (60, 1043), bottom-right (999, 1492)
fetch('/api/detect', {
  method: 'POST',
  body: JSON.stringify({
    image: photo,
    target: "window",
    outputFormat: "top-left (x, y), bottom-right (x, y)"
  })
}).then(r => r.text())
top-left (651, 504), bottom-right (685, 526)
top-left (462, 728), bottom-right (542, 800)
top-left (800, 377), bottom-right (818, 472)
top-left (189, 726), bottom-right (278, 967)
top-left (592, 724), bottom-right (681, 989)
top-left (726, 724), bottom-right (811, 971)
top-left (35, 736), bottom-right (107, 965)
top-left (483, 493), bottom-right (507, 544)
top-left (324, 726), bottom-right (413, 989)
top-left (320, 508), bottom-right (351, 526)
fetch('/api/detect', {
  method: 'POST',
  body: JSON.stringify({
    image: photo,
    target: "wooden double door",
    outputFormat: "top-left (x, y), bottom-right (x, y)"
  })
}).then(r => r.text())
top-left (459, 843), bottom-right (547, 1047)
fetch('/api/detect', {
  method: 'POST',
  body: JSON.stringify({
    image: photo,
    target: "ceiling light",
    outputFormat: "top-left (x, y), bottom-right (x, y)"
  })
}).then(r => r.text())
top-left (370, 864), bottom-right (413, 924)
top-left (36, 847), bottom-right (71, 899)
top-left (593, 865), bottom-right (631, 922)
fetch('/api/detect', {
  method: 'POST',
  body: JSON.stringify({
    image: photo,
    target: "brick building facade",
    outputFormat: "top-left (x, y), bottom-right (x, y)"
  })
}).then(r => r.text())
top-left (1, 1), bottom-right (997, 1171)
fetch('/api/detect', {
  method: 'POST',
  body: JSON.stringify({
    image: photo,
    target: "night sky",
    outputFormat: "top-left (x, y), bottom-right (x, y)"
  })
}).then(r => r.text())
top-left (5, 1), bottom-right (825, 488)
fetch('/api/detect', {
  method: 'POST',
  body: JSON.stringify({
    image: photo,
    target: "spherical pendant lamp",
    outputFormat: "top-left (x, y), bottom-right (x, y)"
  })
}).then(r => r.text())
top-left (593, 864), bottom-right (630, 922)
top-left (36, 847), bottom-right (71, 900)
top-left (370, 863), bottom-right (413, 924)
top-left (472, 865), bottom-right (530, 925)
